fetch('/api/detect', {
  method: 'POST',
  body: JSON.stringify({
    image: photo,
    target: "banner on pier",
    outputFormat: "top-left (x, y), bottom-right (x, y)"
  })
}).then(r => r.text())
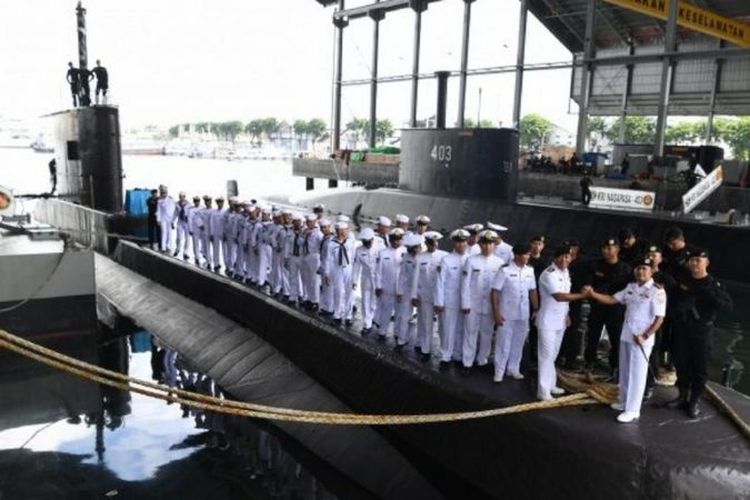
top-left (589, 187), bottom-right (656, 212)
top-left (683, 165), bottom-right (724, 214)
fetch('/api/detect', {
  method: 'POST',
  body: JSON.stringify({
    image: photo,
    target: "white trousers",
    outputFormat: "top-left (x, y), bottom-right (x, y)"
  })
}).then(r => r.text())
top-left (224, 240), bottom-right (237, 273)
top-left (245, 247), bottom-right (258, 281)
top-left (257, 245), bottom-right (272, 285)
top-left (359, 276), bottom-right (375, 328)
top-left (494, 319), bottom-right (530, 377)
top-left (439, 307), bottom-right (464, 362)
top-left (331, 266), bottom-right (353, 320)
top-left (211, 237), bottom-right (222, 268)
top-left (234, 245), bottom-right (246, 277)
top-left (175, 222), bottom-right (189, 256)
top-left (159, 221), bottom-right (173, 252)
top-left (200, 233), bottom-right (212, 265)
top-left (301, 254), bottom-right (321, 304)
top-left (538, 328), bottom-right (565, 399)
top-left (619, 341), bottom-right (653, 415)
top-left (462, 311), bottom-right (494, 367)
top-left (287, 256), bottom-right (303, 301)
top-left (271, 250), bottom-right (284, 292)
top-left (395, 297), bottom-right (414, 346)
top-left (375, 293), bottom-right (396, 337)
top-left (191, 232), bottom-right (201, 262)
top-left (416, 297), bottom-right (436, 354)
top-left (320, 274), bottom-right (334, 313)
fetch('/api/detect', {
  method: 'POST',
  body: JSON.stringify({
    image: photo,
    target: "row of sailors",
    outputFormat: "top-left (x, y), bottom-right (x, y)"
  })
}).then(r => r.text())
top-left (153, 191), bottom-right (719, 424)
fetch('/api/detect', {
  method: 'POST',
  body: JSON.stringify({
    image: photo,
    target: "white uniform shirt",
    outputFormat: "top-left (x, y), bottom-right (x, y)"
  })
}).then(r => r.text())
top-left (434, 252), bottom-right (469, 308)
top-left (468, 243), bottom-right (481, 256)
top-left (494, 240), bottom-right (513, 264)
top-left (303, 227), bottom-right (323, 256)
top-left (375, 247), bottom-right (404, 294)
top-left (460, 254), bottom-right (504, 314)
top-left (536, 264), bottom-right (571, 330)
top-left (414, 250), bottom-right (447, 302)
top-left (186, 205), bottom-right (201, 234)
top-left (372, 232), bottom-right (390, 252)
top-left (319, 234), bottom-right (334, 274)
top-left (396, 252), bottom-right (419, 298)
top-left (156, 196), bottom-right (177, 224)
top-left (209, 209), bottom-right (227, 238)
top-left (613, 279), bottom-right (667, 346)
top-left (326, 237), bottom-right (356, 270)
top-left (352, 244), bottom-right (377, 285)
top-left (491, 260), bottom-right (537, 320)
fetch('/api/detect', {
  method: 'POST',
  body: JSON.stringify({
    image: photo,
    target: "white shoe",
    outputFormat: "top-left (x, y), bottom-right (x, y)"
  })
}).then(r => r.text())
top-left (493, 373), bottom-right (504, 383)
top-left (508, 372), bottom-right (525, 380)
top-left (537, 392), bottom-right (553, 401)
top-left (551, 386), bottom-right (565, 396)
top-left (617, 412), bottom-right (640, 423)
top-left (610, 402), bottom-right (625, 411)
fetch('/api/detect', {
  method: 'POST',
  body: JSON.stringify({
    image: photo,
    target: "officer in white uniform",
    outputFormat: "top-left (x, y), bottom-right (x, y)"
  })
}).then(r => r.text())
top-left (208, 197), bottom-right (227, 272)
top-left (463, 224), bottom-right (484, 256)
top-left (352, 228), bottom-right (377, 334)
top-left (373, 216), bottom-right (392, 251)
top-left (301, 215), bottom-right (322, 310)
top-left (173, 192), bottom-right (191, 259)
top-left (488, 222), bottom-right (513, 264)
top-left (461, 230), bottom-right (504, 371)
top-left (435, 229), bottom-right (470, 364)
top-left (328, 221), bottom-right (356, 326)
top-left (413, 230), bottom-right (447, 359)
top-left (317, 219), bottom-right (335, 316)
top-left (395, 233), bottom-right (422, 347)
top-left (395, 214), bottom-right (410, 233)
top-left (586, 257), bottom-right (666, 423)
top-left (491, 243), bottom-right (538, 382)
top-left (374, 228), bottom-right (405, 339)
top-left (536, 246), bottom-right (587, 400)
top-left (187, 195), bottom-right (202, 264)
top-left (198, 195), bottom-right (213, 267)
top-left (156, 185), bottom-right (177, 253)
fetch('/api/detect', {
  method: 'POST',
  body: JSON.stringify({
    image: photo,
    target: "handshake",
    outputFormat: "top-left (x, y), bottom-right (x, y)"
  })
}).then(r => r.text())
top-left (581, 285), bottom-right (596, 298)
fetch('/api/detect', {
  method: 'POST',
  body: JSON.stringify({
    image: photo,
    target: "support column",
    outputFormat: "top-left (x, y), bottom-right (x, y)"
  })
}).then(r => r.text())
top-left (369, 6), bottom-right (384, 148)
top-left (512, 0), bottom-right (528, 129)
top-left (409, 0), bottom-right (427, 128)
top-left (457, 0), bottom-right (475, 128)
top-left (575, 0), bottom-right (596, 156)
top-left (332, 0), bottom-right (347, 152)
top-left (618, 42), bottom-right (635, 143)
top-left (706, 40), bottom-right (724, 144)
top-left (654, 0), bottom-right (679, 157)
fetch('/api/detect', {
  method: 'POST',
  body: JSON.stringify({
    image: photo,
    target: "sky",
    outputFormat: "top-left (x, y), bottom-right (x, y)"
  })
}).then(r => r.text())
top-left (0, 0), bottom-right (578, 132)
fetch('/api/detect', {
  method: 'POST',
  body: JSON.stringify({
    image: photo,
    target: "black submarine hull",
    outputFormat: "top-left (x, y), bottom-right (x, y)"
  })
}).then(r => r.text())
top-left (112, 241), bottom-right (750, 499)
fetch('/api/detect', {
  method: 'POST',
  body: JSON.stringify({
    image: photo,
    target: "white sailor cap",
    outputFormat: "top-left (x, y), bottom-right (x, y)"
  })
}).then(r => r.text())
top-left (229, 196), bottom-right (239, 203)
top-left (305, 213), bottom-right (318, 222)
top-left (319, 218), bottom-right (332, 227)
top-left (292, 213), bottom-right (304, 222)
top-left (178, 191), bottom-right (187, 197)
top-left (260, 205), bottom-right (271, 213)
top-left (358, 227), bottom-right (375, 240)
top-left (337, 214), bottom-right (350, 222)
top-left (487, 222), bottom-right (508, 232)
top-left (378, 216), bottom-right (392, 227)
top-left (335, 221), bottom-right (349, 230)
top-left (159, 184), bottom-right (168, 191)
top-left (215, 196), bottom-right (225, 202)
top-left (272, 209), bottom-right (282, 217)
top-left (423, 230), bottom-right (443, 241)
top-left (282, 209), bottom-right (293, 216)
top-left (313, 203), bottom-right (326, 211)
top-left (463, 223), bottom-right (484, 234)
top-left (388, 227), bottom-right (405, 238)
top-left (395, 214), bottom-right (410, 224)
top-left (478, 229), bottom-right (499, 242)
top-left (416, 215), bottom-right (431, 224)
top-left (403, 233), bottom-right (424, 247)
top-left (450, 229), bottom-right (471, 241)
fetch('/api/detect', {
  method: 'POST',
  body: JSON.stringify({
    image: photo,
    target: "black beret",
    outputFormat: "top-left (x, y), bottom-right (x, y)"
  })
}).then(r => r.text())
top-left (513, 242), bottom-right (532, 255)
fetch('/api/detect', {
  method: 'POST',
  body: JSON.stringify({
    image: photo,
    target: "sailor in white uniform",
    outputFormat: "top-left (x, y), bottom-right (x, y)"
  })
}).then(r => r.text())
top-left (197, 195), bottom-right (213, 267)
top-left (317, 219), bottom-right (335, 316)
top-left (395, 232), bottom-right (422, 347)
top-left (328, 221), bottom-right (356, 326)
top-left (208, 197), bottom-right (227, 272)
top-left (491, 243), bottom-right (538, 382)
top-left (156, 185), bottom-right (177, 253)
top-left (352, 228), bottom-right (377, 334)
top-left (286, 214), bottom-right (305, 305)
top-left (301, 215), bottom-right (322, 310)
top-left (413, 231), bottom-right (447, 359)
top-left (373, 216), bottom-right (392, 251)
top-left (374, 228), bottom-right (405, 339)
top-left (536, 246), bottom-right (587, 400)
top-left (395, 214), bottom-right (410, 233)
top-left (434, 229), bottom-right (470, 364)
top-left (187, 195), bottom-right (202, 265)
top-left (460, 230), bottom-right (504, 370)
top-left (586, 257), bottom-right (666, 423)
top-left (487, 222), bottom-right (513, 264)
top-left (173, 192), bottom-right (191, 259)
top-left (463, 223), bottom-right (484, 256)
top-left (256, 208), bottom-right (275, 288)
top-left (223, 198), bottom-right (240, 277)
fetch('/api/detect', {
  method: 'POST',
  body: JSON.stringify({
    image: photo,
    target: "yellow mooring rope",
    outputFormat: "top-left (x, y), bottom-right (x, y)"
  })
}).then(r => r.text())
top-left (0, 329), bottom-right (605, 425)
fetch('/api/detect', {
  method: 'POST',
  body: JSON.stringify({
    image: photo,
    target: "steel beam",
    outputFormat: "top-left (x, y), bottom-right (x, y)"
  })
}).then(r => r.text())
top-left (706, 39), bottom-right (724, 143)
top-left (618, 42), bottom-right (635, 143)
top-left (409, 0), bottom-right (427, 128)
top-left (334, 0), bottom-right (440, 21)
top-left (575, 0), bottom-right (596, 156)
top-left (457, 0), bottom-right (475, 128)
top-left (654, 0), bottom-right (679, 157)
top-left (369, 6), bottom-right (384, 148)
top-left (512, 0), bottom-right (529, 128)
top-left (332, 0), bottom-right (347, 152)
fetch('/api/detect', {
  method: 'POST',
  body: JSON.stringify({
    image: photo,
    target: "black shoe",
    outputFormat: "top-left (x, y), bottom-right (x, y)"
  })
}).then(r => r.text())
top-left (394, 343), bottom-right (405, 351)
top-left (344, 319), bottom-right (353, 327)
top-left (420, 352), bottom-right (431, 362)
top-left (183, 255), bottom-right (190, 261)
top-left (687, 401), bottom-right (701, 419)
top-left (331, 318), bottom-right (343, 327)
top-left (194, 259), bottom-right (200, 266)
top-left (173, 250), bottom-right (179, 257)
top-left (377, 335), bottom-right (386, 342)
top-left (361, 327), bottom-right (371, 336)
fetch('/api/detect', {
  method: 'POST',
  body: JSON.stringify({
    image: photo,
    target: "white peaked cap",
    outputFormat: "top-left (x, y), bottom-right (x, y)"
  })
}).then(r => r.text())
top-left (395, 214), bottom-right (409, 224)
top-left (404, 233), bottom-right (424, 247)
top-left (378, 216), bottom-right (392, 226)
top-left (292, 213), bottom-right (304, 222)
top-left (319, 218), bottom-right (332, 226)
top-left (463, 223), bottom-right (484, 233)
top-left (335, 221), bottom-right (349, 230)
top-left (416, 215), bottom-right (431, 224)
top-left (487, 222), bottom-right (508, 232)
top-left (305, 213), bottom-right (318, 222)
top-left (337, 214), bottom-right (350, 222)
top-left (359, 227), bottom-right (375, 240)
top-left (424, 230), bottom-right (443, 241)
top-left (389, 227), bottom-right (405, 237)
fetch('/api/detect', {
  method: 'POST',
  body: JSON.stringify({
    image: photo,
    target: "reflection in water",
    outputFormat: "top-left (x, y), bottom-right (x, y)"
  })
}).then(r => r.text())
top-left (0, 325), bottom-right (340, 499)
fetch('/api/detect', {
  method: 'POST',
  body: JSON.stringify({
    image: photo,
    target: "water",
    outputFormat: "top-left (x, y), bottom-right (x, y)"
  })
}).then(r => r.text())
top-left (1, 146), bottom-right (749, 394)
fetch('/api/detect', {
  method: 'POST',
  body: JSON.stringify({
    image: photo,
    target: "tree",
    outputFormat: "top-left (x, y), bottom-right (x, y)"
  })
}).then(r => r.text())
top-left (605, 116), bottom-right (655, 144)
top-left (245, 119), bottom-right (264, 146)
top-left (724, 117), bottom-right (750, 160)
top-left (261, 117), bottom-right (280, 143)
top-left (375, 119), bottom-right (394, 143)
top-left (195, 122), bottom-right (210, 134)
top-left (345, 117), bottom-right (368, 146)
top-left (168, 125), bottom-right (179, 138)
top-left (462, 118), bottom-right (496, 128)
top-left (220, 121), bottom-right (244, 143)
top-left (306, 118), bottom-right (327, 142)
top-left (587, 117), bottom-right (608, 149)
top-left (665, 121), bottom-right (702, 145)
top-left (519, 114), bottom-right (552, 151)
top-left (293, 119), bottom-right (308, 149)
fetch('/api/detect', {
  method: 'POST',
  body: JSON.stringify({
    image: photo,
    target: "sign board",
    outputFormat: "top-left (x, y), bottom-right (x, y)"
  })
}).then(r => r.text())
top-left (589, 187), bottom-right (656, 212)
top-left (0, 185), bottom-right (14, 216)
top-left (603, 0), bottom-right (750, 48)
top-left (682, 165), bottom-right (724, 214)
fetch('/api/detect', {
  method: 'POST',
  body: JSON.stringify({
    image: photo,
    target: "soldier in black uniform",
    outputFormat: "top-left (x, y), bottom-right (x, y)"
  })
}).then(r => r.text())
top-left (618, 227), bottom-right (649, 266)
top-left (668, 248), bottom-right (732, 418)
top-left (66, 62), bottom-right (80, 107)
top-left (146, 189), bottom-right (160, 249)
top-left (584, 237), bottom-right (632, 377)
top-left (660, 226), bottom-right (693, 369)
top-left (559, 238), bottom-right (587, 369)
